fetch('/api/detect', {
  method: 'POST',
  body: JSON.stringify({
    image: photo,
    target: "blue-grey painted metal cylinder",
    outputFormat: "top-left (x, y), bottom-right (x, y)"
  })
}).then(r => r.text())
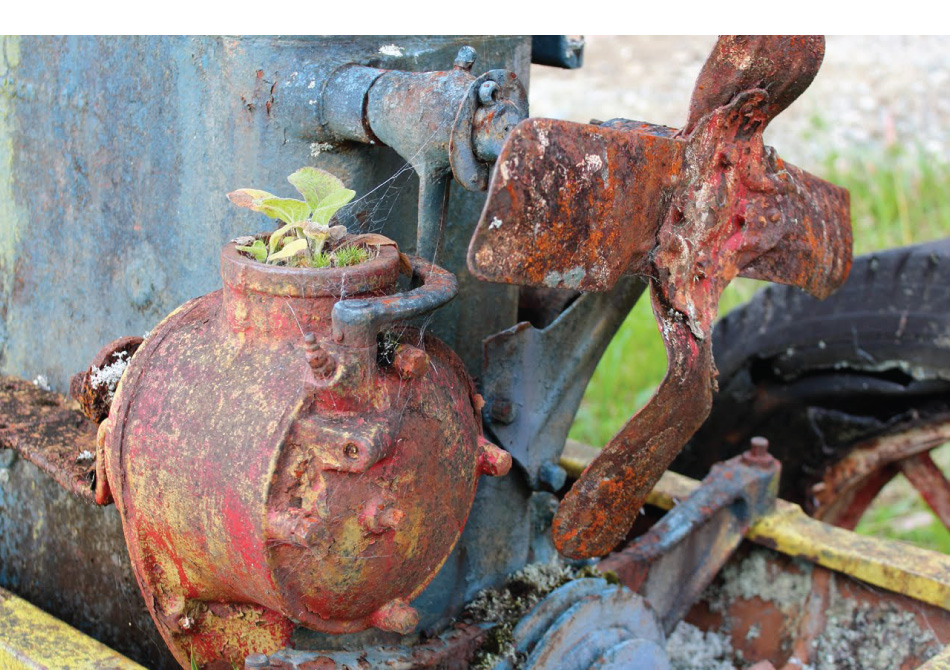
top-left (0, 35), bottom-right (533, 667)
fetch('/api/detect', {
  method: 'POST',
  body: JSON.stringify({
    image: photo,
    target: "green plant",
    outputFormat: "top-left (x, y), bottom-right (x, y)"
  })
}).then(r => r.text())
top-left (229, 167), bottom-right (366, 267)
top-left (333, 245), bottom-right (370, 267)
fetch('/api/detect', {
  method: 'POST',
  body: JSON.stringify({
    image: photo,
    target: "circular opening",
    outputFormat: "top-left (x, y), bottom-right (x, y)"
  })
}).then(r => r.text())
top-left (221, 242), bottom-right (401, 299)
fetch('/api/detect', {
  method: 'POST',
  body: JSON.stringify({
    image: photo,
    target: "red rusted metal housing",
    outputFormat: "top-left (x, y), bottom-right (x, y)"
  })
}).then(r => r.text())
top-left (95, 243), bottom-right (510, 667)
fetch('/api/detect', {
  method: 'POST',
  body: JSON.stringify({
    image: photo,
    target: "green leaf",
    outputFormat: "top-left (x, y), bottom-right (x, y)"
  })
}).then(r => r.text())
top-left (268, 238), bottom-right (309, 263)
top-left (227, 188), bottom-right (276, 211)
top-left (268, 221), bottom-right (304, 256)
top-left (305, 231), bottom-right (329, 256)
top-left (259, 197), bottom-right (312, 223)
top-left (237, 239), bottom-right (267, 262)
top-left (288, 167), bottom-right (347, 210)
top-left (312, 188), bottom-right (356, 225)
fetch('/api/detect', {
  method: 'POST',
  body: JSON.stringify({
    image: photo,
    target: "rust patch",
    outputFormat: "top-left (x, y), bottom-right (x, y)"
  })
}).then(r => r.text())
top-left (468, 35), bottom-right (852, 559)
top-left (0, 376), bottom-right (100, 503)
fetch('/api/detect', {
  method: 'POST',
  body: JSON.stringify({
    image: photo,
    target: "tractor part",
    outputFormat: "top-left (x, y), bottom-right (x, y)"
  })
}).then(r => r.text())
top-left (678, 238), bottom-right (950, 532)
top-left (467, 35), bottom-right (852, 559)
top-left (564, 442), bottom-right (950, 670)
top-left (261, 436), bottom-right (950, 669)
top-left (314, 46), bottom-right (527, 261)
top-left (86, 242), bottom-right (510, 668)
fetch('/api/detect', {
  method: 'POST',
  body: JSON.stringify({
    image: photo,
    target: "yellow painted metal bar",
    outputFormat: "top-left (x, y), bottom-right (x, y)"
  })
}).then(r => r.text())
top-left (0, 587), bottom-right (145, 670)
top-left (920, 644), bottom-right (950, 669)
top-left (560, 441), bottom-right (950, 612)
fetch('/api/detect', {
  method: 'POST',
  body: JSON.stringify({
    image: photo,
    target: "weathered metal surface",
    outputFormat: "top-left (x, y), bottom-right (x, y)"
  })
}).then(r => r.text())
top-left (920, 645), bottom-right (950, 670)
top-left (316, 46), bottom-right (528, 263)
top-left (468, 35), bottom-right (852, 559)
top-left (565, 442), bottom-right (950, 613)
top-left (0, 376), bottom-right (98, 502)
top-left (553, 298), bottom-right (715, 559)
top-left (69, 336), bottom-right (143, 425)
top-left (811, 420), bottom-right (950, 528)
top-left (599, 439), bottom-right (780, 632)
top-left (481, 276), bottom-right (646, 488)
top-left (0, 36), bottom-right (536, 659)
top-left (95, 243), bottom-right (510, 667)
top-left (900, 451), bottom-right (950, 529)
top-left (531, 36), bottom-right (585, 70)
top-left (688, 547), bottom-right (950, 670)
top-left (246, 623), bottom-right (490, 669)
top-left (0, 586), bottom-right (146, 669)
top-left (518, 583), bottom-right (667, 670)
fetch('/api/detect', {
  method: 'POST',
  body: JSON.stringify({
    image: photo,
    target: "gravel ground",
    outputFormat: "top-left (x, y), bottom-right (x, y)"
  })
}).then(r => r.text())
top-left (529, 36), bottom-right (950, 173)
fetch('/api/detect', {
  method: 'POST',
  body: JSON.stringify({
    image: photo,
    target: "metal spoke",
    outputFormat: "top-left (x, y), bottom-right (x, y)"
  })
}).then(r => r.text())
top-left (900, 452), bottom-right (950, 530)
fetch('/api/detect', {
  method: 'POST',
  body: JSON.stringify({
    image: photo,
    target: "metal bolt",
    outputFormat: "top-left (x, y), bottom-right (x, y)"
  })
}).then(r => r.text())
top-left (344, 443), bottom-right (360, 460)
top-left (489, 398), bottom-right (517, 425)
top-left (742, 436), bottom-right (775, 467)
top-left (478, 80), bottom-right (500, 105)
top-left (392, 344), bottom-right (429, 380)
top-left (454, 46), bottom-right (477, 71)
top-left (245, 654), bottom-right (269, 669)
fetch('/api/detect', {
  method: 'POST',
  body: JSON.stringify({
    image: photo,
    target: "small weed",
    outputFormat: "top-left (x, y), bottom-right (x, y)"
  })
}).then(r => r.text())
top-left (333, 245), bottom-right (370, 267)
top-left (228, 167), bottom-right (362, 267)
top-left (310, 251), bottom-right (332, 269)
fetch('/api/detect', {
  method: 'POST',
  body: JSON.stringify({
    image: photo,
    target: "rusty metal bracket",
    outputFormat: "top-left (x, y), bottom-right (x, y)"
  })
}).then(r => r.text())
top-left (467, 35), bottom-right (852, 559)
top-left (0, 376), bottom-right (100, 503)
top-left (481, 276), bottom-right (646, 490)
top-left (599, 438), bottom-right (780, 632)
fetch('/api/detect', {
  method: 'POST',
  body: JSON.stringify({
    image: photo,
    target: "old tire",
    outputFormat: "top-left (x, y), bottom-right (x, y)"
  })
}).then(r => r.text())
top-left (674, 238), bottom-right (950, 515)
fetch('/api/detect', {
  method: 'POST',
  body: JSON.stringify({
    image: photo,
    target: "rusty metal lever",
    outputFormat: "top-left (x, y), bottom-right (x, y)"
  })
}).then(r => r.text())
top-left (468, 35), bottom-right (851, 559)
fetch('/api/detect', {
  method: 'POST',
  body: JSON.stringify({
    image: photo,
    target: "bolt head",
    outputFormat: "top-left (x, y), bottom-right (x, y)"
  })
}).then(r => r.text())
top-left (393, 344), bottom-right (429, 380)
top-left (489, 398), bottom-right (516, 425)
top-left (478, 80), bottom-right (500, 105)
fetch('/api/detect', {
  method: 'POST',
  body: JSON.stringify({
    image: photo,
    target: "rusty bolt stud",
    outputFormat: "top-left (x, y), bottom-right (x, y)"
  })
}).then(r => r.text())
top-left (361, 499), bottom-right (406, 534)
top-left (476, 436), bottom-right (512, 477)
top-left (368, 599), bottom-right (419, 634)
top-left (392, 344), bottom-right (430, 380)
top-left (245, 654), bottom-right (270, 669)
top-left (489, 398), bottom-right (517, 425)
top-left (742, 435), bottom-right (776, 468)
top-left (293, 514), bottom-right (325, 548)
top-left (304, 332), bottom-right (336, 378)
top-left (453, 46), bottom-right (477, 72)
top-left (178, 615), bottom-right (196, 633)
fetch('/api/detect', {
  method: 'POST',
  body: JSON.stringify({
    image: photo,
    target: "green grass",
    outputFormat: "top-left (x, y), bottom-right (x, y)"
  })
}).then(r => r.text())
top-left (567, 145), bottom-right (950, 550)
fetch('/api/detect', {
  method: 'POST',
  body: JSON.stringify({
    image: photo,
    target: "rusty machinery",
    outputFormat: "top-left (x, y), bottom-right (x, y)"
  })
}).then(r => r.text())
top-left (1, 35), bottom-right (949, 669)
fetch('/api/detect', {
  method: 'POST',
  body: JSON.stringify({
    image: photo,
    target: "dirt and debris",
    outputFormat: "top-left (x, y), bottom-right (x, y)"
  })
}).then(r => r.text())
top-left (89, 350), bottom-right (130, 402)
top-left (463, 562), bottom-right (607, 670)
top-left (810, 587), bottom-right (940, 670)
top-left (667, 621), bottom-right (736, 670)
